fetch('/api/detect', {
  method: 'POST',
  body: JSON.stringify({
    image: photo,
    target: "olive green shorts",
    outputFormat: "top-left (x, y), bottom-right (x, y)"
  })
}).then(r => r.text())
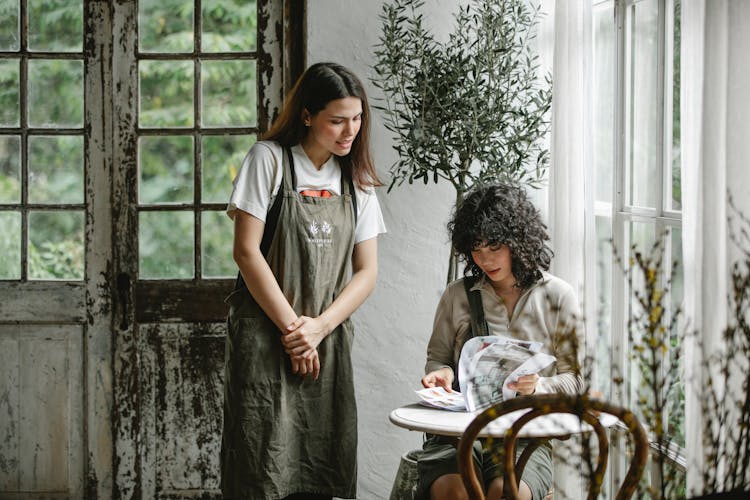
top-left (415, 434), bottom-right (552, 500)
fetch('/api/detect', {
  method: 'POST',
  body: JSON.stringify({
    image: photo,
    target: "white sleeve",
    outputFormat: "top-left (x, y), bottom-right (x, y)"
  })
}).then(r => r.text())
top-left (226, 142), bottom-right (282, 221)
top-left (354, 186), bottom-right (387, 244)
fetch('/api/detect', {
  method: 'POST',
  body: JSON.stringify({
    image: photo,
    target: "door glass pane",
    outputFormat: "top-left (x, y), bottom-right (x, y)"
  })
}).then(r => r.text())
top-left (139, 60), bottom-right (194, 128)
top-left (0, 211), bottom-right (21, 279)
top-left (201, 210), bottom-right (233, 277)
top-left (201, 135), bottom-right (252, 203)
top-left (139, 211), bottom-right (194, 279)
top-left (28, 135), bottom-right (84, 204)
top-left (28, 0), bottom-right (83, 52)
top-left (0, 59), bottom-right (20, 127)
top-left (139, 0), bottom-right (194, 53)
top-left (594, 3), bottom-right (614, 204)
top-left (629, 0), bottom-right (659, 209)
top-left (0, 135), bottom-right (21, 203)
top-left (138, 136), bottom-right (194, 204)
top-left (0, 0), bottom-right (19, 51)
top-left (201, 0), bottom-right (257, 52)
top-left (201, 60), bottom-right (256, 127)
top-left (28, 59), bottom-right (84, 128)
top-left (28, 210), bottom-right (84, 280)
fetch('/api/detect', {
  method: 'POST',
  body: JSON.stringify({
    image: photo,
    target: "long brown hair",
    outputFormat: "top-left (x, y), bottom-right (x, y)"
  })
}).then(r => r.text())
top-left (262, 62), bottom-right (382, 189)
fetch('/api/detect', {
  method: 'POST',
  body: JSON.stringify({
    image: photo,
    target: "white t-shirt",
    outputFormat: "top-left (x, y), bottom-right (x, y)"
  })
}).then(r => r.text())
top-left (227, 141), bottom-right (387, 244)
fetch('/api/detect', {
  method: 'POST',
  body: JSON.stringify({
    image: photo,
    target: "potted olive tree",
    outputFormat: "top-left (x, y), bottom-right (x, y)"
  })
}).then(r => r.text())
top-left (371, 0), bottom-right (552, 282)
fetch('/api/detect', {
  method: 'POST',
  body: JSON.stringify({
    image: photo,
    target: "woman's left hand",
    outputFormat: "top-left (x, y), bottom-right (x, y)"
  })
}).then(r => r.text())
top-left (281, 315), bottom-right (330, 358)
top-left (507, 373), bottom-right (540, 395)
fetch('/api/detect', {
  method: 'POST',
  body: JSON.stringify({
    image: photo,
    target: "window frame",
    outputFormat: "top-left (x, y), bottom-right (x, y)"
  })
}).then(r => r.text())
top-left (590, 0), bottom-right (686, 490)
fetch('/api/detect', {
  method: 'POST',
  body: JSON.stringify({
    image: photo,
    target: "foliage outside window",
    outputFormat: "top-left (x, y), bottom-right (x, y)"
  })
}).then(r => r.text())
top-left (136, 0), bottom-right (257, 280)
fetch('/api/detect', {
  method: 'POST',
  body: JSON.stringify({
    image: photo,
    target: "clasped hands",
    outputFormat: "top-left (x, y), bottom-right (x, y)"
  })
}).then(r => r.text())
top-left (280, 315), bottom-right (330, 380)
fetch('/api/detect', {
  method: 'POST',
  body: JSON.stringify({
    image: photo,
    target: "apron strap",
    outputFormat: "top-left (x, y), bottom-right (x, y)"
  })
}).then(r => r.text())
top-left (234, 147), bottom-right (294, 292)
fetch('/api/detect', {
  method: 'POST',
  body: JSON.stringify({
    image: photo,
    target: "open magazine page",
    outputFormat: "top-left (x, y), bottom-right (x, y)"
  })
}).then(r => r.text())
top-left (415, 387), bottom-right (466, 411)
top-left (415, 336), bottom-right (556, 412)
top-left (459, 336), bottom-right (555, 411)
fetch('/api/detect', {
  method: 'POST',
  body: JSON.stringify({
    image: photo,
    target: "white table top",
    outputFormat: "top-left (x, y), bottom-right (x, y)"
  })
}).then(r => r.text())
top-left (389, 403), bottom-right (618, 439)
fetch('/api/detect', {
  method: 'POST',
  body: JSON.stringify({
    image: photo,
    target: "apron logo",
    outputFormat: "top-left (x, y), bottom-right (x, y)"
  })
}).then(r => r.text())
top-left (307, 219), bottom-right (333, 246)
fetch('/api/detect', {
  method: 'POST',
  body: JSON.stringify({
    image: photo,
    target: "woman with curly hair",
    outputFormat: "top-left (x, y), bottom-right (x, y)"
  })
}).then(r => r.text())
top-left (416, 182), bottom-right (584, 500)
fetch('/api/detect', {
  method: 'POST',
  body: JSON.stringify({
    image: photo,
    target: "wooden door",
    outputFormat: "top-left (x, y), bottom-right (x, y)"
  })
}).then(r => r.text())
top-left (0, 0), bottom-right (301, 497)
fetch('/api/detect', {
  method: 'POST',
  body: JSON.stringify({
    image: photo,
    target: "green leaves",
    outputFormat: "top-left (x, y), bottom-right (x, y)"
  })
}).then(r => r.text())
top-left (372, 0), bottom-right (552, 193)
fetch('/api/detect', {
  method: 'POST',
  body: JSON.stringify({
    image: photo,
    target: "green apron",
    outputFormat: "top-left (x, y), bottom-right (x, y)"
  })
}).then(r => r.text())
top-left (222, 147), bottom-right (357, 499)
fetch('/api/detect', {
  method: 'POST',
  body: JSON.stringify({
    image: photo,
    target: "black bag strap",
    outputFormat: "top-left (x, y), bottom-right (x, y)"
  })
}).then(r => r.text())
top-left (451, 276), bottom-right (489, 391)
top-left (464, 275), bottom-right (489, 339)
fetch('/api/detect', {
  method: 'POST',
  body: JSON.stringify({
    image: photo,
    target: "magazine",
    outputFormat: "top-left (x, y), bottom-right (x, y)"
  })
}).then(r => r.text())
top-left (416, 336), bottom-right (556, 412)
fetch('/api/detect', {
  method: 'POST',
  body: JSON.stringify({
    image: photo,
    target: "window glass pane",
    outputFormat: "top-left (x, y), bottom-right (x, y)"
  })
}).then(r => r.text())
top-left (0, 0), bottom-right (19, 51)
top-left (201, 135), bottom-right (253, 203)
top-left (0, 59), bottom-right (20, 126)
top-left (593, 3), bottom-right (614, 204)
top-left (201, 0), bottom-right (257, 52)
top-left (202, 210), bottom-right (233, 277)
top-left (0, 211), bottom-right (21, 279)
top-left (139, 0), bottom-right (193, 53)
top-left (672, 0), bottom-right (682, 210)
top-left (138, 136), bottom-right (194, 204)
top-left (668, 227), bottom-right (684, 448)
top-left (139, 211), bottom-right (194, 279)
top-left (629, 0), bottom-right (659, 209)
top-left (28, 59), bottom-right (84, 128)
top-left (627, 221), bottom-right (657, 410)
top-left (28, 0), bottom-right (83, 52)
top-left (28, 210), bottom-right (84, 280)
top-left (139, 60), bottom-right (194, 128)
top-left (28, 135), bottom-right (84, 204)
top-left (595, 215), bottom-right (613, 395)
top-left (201, 60), bottom-right (256, 127)
top-left (0, 135), bottom-right (21, 203)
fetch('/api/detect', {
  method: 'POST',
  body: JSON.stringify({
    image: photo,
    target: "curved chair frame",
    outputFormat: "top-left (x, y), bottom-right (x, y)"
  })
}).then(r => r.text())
top-left (457, 393), bottom-right (649, 500)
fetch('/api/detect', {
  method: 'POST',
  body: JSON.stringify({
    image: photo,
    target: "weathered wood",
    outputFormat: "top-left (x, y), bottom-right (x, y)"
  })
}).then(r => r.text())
top-left (135, 280), bottom-right (234, 323)
top-left (0, 325), bottom-right (84, 496)
top-left (0, 282), bottom-right (85, 323)
top-left (138, 322), bottom-right (225, 498)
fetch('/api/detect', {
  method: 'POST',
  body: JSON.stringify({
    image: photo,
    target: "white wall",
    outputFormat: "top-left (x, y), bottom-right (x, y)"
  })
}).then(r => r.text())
top-left (306, 1), bottom-right (459, 498)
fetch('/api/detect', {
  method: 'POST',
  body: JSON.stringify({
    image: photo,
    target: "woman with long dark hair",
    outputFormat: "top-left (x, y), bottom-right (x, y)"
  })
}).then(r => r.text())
top-left (222, 62), bottom-right (385, 499)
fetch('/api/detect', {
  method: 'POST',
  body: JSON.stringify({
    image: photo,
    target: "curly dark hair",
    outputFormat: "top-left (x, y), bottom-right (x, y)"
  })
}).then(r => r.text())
top-left (449, 182), bottom-right (553, 289)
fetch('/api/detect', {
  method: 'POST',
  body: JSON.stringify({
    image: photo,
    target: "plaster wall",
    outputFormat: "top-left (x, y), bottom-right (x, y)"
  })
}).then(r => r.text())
top-left (306, 1), bottom-right (461, 498)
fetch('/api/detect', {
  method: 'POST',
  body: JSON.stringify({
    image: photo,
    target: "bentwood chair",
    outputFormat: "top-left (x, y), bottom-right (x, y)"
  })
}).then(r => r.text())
top-left (457, 393), bottom-right (649, 500)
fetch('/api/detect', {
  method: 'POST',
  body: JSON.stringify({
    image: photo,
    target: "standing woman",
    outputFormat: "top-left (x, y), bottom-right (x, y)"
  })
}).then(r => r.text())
top-left (222, 62), bottom-right (386, 499)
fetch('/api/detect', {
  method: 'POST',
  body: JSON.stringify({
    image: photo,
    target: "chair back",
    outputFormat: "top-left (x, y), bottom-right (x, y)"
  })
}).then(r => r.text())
top-left (457, 393), bottom-right (648, 500)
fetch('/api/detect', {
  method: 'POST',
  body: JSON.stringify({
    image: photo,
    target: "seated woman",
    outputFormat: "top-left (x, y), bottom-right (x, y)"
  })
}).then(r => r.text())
top-left (416, 182), bottom-right (584, 500)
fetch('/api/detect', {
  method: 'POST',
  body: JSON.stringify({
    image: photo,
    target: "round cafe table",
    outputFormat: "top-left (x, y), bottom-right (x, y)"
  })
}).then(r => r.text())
top-left (389, 403), bottom-right (618, 438)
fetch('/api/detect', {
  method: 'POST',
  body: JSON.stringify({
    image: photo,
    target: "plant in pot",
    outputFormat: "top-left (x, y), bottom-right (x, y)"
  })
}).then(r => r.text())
top-left (371, 0), bottom-right (552, 282)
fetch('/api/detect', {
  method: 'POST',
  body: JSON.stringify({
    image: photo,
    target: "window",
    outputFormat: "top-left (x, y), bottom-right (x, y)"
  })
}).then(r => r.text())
top-left (0, 0), bottom-right (85, 281)
top-left (591, 0), bottom-right (685, 492)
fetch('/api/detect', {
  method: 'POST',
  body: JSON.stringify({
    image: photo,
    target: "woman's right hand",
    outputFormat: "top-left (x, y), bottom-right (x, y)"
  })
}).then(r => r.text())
top-left (291, 349), bottom-right (320, 380)
top-left (421, 367), bottom-right (454, 391)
